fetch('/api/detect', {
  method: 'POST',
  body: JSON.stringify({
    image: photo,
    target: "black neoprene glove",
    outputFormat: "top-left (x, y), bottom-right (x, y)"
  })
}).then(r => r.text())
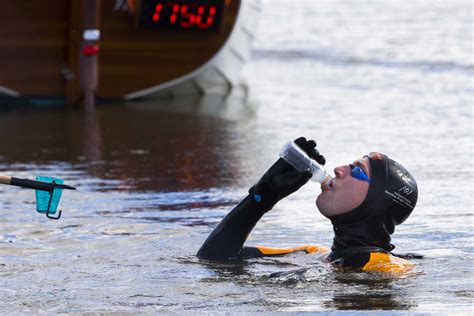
top-left (249, 137), bottom-right (326, 211)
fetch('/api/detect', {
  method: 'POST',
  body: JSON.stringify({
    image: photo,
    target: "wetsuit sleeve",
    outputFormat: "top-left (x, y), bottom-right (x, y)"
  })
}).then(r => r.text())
top-left (196, 192), bottom-right (330, 260)
top-left (196, 195), bottom-right (268, 260)
top-left (196, 137), bottom-right (321, 261)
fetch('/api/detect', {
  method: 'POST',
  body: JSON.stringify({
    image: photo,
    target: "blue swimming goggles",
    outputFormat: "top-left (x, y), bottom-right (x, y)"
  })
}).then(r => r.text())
top-left (350, 164), bottom-right (371, 183)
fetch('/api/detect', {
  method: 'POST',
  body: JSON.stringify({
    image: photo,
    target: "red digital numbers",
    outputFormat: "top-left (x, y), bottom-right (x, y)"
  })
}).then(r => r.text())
top-left (151, 1), bottom-right (218, 29)
top-left (152, 3), bottom-right (163, 22)
top-left (170, 4), bottom-right (179, 24)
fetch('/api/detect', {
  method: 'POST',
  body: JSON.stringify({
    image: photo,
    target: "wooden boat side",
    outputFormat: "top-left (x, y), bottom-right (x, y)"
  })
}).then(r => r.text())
top-left (0, 1), bottom-right (70, 96)
top-left (0, 0), bottom-right (243, 100)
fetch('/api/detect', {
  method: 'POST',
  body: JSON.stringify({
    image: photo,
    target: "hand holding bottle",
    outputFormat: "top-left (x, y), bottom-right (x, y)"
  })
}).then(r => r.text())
top-left (249, 137), bottom-right (326, 211)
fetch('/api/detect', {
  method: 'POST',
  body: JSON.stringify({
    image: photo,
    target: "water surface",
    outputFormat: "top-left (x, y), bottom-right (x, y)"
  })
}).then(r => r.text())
top-left (1, 0), bottom-right (473, 313)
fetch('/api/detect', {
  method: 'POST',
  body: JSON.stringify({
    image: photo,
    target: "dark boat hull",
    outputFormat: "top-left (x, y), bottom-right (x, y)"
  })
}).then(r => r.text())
top-left (0, 0), bottom-right (259, 104)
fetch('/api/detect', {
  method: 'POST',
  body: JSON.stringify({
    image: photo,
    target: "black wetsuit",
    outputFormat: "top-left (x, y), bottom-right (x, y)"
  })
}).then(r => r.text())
top-left (197, 151), bottom-right (421, 272)
top-left (196, 193), bottom-right (419, 272)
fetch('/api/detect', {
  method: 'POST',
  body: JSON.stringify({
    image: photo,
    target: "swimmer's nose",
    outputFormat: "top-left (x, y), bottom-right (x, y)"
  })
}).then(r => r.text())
top-left (334, 166), bottom-right (348, 179)
top-left (334, 167), bottom-right (344, 179)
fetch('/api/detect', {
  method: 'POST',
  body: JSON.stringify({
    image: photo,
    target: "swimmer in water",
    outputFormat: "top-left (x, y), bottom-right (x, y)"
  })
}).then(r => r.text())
top-left (197, 137), bottom-right (421, 273)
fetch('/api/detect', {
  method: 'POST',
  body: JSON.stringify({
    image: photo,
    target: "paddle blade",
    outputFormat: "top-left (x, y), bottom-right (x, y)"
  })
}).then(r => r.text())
top-left (35, 176), bottom-right (63, 214)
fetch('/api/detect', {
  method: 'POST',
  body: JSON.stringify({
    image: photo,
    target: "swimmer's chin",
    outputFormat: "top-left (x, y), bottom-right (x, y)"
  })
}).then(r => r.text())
top-left (315, 195), bottom-right (329, 217)
top-left (316, 192), bottom-right (342, 218)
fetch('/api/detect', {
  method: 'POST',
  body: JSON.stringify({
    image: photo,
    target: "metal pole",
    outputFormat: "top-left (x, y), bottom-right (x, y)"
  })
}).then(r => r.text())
top-left (80, 0), bottom-right (101, 112)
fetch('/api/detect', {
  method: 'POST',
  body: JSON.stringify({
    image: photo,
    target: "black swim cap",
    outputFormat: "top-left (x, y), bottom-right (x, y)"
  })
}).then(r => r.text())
top-left (329, 153), bottom-right (418, 252)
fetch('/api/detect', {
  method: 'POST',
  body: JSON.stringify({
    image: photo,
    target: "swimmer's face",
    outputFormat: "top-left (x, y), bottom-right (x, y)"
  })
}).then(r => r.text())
top-left (316, 157), bottom-right (371, 217)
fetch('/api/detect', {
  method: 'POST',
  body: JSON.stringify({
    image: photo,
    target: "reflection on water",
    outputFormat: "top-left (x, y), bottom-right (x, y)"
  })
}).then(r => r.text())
top-left (328, 271), bottom-right (421, 311)
top-left (325, 292), bottom-right (416, 311)
top-left (0, 97), bottom-right (253, 192)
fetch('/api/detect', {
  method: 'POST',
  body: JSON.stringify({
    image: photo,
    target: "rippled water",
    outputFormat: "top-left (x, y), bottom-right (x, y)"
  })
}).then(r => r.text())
top-left (1, 0), bottom-right (473, 313)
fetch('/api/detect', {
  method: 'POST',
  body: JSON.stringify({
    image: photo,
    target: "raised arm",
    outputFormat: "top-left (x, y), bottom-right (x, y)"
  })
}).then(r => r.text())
top-left (196, 137), bottom-right (325, 261)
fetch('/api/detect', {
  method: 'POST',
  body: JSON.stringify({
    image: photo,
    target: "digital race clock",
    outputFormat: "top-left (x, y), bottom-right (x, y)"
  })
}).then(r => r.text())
top-left (139, 0), bottom-right (223, 31)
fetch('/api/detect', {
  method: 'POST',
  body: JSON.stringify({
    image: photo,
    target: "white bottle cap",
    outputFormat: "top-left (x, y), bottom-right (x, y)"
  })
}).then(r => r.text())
top-left (83, 29), bottom-right (101, 41)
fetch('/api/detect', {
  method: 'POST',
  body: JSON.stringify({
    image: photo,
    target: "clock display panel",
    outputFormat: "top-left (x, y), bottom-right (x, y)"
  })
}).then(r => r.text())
top-left (139, 0), bottom-right (223, 31)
